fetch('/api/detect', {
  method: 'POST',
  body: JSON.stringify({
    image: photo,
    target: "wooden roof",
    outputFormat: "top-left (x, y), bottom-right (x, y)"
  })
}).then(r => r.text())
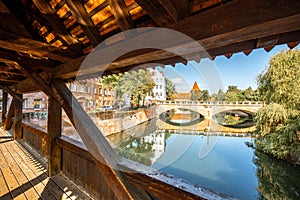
top-left (0, 0), bottom-right (300, 93)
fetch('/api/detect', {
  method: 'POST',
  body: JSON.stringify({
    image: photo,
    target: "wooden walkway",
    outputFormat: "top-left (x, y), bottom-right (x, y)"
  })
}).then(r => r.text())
top-left (0, 128), bottom-right (93, 200)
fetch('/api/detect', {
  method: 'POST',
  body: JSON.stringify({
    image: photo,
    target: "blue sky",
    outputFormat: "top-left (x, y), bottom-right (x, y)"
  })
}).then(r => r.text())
top-left (159, 44), bottom-right (299, 94)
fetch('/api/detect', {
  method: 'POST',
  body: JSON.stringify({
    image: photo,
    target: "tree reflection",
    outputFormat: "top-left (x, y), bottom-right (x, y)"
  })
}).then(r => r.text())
top-left (254, 150), bottom-right (300, 200)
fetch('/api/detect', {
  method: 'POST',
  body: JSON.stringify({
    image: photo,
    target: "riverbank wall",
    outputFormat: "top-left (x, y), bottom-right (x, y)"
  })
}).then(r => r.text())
top-left (90, 106), bottom-right (156, 136)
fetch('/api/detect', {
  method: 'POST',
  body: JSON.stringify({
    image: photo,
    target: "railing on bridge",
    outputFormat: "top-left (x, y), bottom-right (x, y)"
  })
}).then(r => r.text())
top-left (156, 100), bottom-right (265, 106)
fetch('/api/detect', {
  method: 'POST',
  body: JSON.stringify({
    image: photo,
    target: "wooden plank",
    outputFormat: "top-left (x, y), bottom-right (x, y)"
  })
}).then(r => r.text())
top-left (13, 94), bottom-right (22, 140)
top-left (32, 0), bottom-right (82, 53)
top-left (0, 29), bottom-right (79, 63)
top-left (52, 79), bottom-right (151, 200)
top-left (21, 122), bottom-right (47, 138)
top-left (65, 0), bottom-right (103, 47)
top-left (135, 0), bottom-right (178, 27)
top-left (0, 168), bottom-right (12, 199)
top-left (0, 143), bottom-right (27, 199)
top-left (109, 0), bottom-right (135, 31)
top-left (3, 99), bottom-right (15, 130)
top-left (5, 143), bottom-right (55, 200)
top-left (47, 97), bottom-right (62, 176)
top-left (0, 141), bottom-right (41, 199)
top-left (9, 141), bottom-right (62, 200)
top-left (0, 1), bottom-right (32, 38)
top-left (2, 92), bottom-right (8, 124)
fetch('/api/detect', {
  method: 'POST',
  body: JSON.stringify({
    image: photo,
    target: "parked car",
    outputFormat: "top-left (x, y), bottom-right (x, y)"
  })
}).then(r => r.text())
top-left (99, 105), bottom-right (113, 111)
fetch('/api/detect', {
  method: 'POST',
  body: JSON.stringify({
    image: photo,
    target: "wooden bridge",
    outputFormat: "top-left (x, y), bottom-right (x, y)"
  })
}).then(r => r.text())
top-left (156, 101), bottom-right (264, 118)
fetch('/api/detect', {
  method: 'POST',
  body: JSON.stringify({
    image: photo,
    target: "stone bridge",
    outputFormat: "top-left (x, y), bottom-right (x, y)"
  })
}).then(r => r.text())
top-left (156, 101), bottom-right (264, 118)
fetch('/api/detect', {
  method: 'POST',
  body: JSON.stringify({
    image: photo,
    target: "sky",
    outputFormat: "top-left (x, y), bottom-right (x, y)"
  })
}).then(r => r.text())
top-left (159, 44), bottom-right (300, 94)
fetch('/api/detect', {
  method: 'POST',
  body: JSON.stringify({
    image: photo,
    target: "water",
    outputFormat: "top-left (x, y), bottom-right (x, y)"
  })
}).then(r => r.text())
top-left (113, 128), bottom-right (300, 199)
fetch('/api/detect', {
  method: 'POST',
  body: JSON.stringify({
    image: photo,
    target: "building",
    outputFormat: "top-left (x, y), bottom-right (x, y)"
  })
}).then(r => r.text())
top-left (67, 79), bottom-right (116, 111)
top-left (173, 81), bottom-right (201, 101)
top-left (146, 68), bottom-right (166, 103)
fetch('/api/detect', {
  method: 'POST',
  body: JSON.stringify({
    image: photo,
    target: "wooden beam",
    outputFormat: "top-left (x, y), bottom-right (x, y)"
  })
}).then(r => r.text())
top-left (0, 85), bottom-right (22, 102)
top-left (135, 0), bottom-right (178, 27)
top-left (65, 0), bottom-right (103, 47)
top-left (109, 0), bottom-right (135, 31)
top-left (13, 94), bottom-right (23, 140)
top-left (52, 79), bottom-right (151, 200)
top-left (3, 98), bottom-right (14, 130)
top-left (0, 1), bottom-right (32, 38)
top-left (173, 0), bottom-right (190, 20)
top-left (0, 29), bottom-right (79, 62)
top-left (0, 49), bottom-right (58, 69)
top-left (32, 0), bottom-right (82, 53)
top-left (47, 96), bottom-right (62, 176)
top-left (2, 92), bottom-right (8, 124)
top-left (14, 63), bottom-right (60, 102)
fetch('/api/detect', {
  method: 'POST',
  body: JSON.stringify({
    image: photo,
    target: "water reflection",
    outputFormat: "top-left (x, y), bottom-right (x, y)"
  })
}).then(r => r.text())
top-left (112, 121), bottom-right (300, 200)
top-left (212, 110), bottom-right (254, 128)
top-left (254, 150), bottom-right (300, 200)
top-left (159, 108), bottom-right (204, 126)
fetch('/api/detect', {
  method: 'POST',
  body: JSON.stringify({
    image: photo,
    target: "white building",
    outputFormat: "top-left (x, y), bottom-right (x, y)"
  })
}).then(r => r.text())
top-left (146, 68), bottom-right (166, 103)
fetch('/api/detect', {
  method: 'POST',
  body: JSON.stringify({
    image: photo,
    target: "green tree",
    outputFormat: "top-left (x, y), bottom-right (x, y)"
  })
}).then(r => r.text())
top-left (226, 85), bottom-right (243, 101)
top-left (200, 89), bottom-right (210, 101)
top-left (190, 90), bottom-right (201, 101)
top-left (255, 49), bottom-right (300, 164)
top-left (102, 70), bottom-right (155, 107)
top-left (215, 89), bottom-right (226, 101)
top-left (165, 78), bottom-right (176, 100)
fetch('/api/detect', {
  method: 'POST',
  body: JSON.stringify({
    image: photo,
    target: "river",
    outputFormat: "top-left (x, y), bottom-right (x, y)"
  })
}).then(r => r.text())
top-left (108, 120), bottom-right (300, 200)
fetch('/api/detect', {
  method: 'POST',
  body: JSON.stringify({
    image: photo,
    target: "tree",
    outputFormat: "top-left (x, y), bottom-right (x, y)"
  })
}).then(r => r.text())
top-left (102, 70), bottom-right (155, 107)
top-left (255, 49), bottom-right (300, 164)
top-left (215, 89), bottom-right (226, 101)
top-left (225, 85), bottom-right (243, 101)
top-left (165, 78), bottom-right (176, 100)
top-left (200, 89), bottom-right (210, 101)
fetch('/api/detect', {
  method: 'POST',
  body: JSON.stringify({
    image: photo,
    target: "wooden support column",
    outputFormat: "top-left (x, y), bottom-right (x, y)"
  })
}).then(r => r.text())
top-left (52, 79), bottom-right (151, 200)
top-left (2, 91), bottom-right (8, 124)
top-left (47, 96), bottom-right (62, 176)
top-left (3, 99), bottom-right (15, 130)
top-left (13, 94), bottom-right (23, 140)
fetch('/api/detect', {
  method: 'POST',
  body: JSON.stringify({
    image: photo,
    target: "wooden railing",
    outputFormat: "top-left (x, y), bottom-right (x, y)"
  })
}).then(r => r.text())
top-left (20, 122), bottom-right (225, 200)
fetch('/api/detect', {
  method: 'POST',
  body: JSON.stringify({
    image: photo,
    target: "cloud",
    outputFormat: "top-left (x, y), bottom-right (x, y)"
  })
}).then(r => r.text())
top-left (170, 77), bottom-right (184, 84)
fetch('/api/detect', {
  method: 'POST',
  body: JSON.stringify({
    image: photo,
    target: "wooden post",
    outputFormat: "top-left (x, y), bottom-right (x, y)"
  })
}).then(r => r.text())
top-left (47, 96), bottom-right (62, 176)
top-left (3, 98), bottom-right (14, 130)
top-left (2, 91), bottom-right (8, 124)
top-left (13, 94), bottom-right (23, 140)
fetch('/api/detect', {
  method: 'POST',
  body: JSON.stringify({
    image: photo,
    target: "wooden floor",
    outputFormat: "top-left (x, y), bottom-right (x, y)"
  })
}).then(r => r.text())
top-left (0, 128), bottom-right (93, 200)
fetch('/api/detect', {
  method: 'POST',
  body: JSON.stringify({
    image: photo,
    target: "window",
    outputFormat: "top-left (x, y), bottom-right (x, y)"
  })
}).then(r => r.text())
top-left (107, 89), bottom-right (111, 95)
top-left (93, 87), bottom-right (97, 94)
top-left (111, 90), bottom-right (114, 97)
top-left (0, 100), bottom-right (2, 111)
top-left (99, 88), bottom-right (102, 95)
top-left (156, 85), bottom-right (158, 89)
top-left (85, 86), bottom-right (90, 93)
top-left (34, 99), bottom-right (42, 109)
top-left (160, 85), bottom-right (162, 89)
top-left (70, 83), bottom-right (76, 91)
top-left (78, 85), bottom-right (83, 92)
top-left (160, 92), bottom-right (162, 97)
